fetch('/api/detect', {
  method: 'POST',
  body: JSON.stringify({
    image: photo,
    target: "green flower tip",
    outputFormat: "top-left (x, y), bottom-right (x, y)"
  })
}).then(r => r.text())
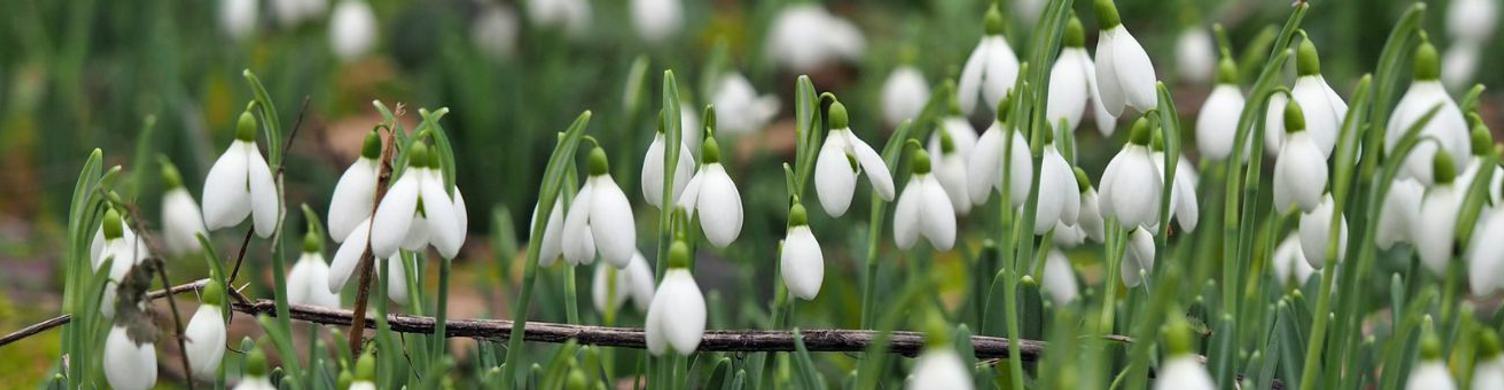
top-left (1150, 131), bottom-right (1164, 151)
top-left (668, 241), bottom-right (691, 269)
top-left (1128, 118), bottom-right (1152, 146)
top-left (1296, 38), bottom-right (1321, 76)
top-left (898, 46), bottom-right (919, 65)
top-left (1019, 275), bottom-right (1037, 287)
top-left (236, 111), bottom-right (258, 142)
top-left (1064, 14), bottom-right (1085, 47)
top-left (361, 131), bottom-right (382, 160)
top-left (1414, 39), bottom-right (1440, 81)
top-left (1164, 317), bottom-right (1194, 356)
top-left (1284, 99), bottom-right (1307, 134)
top-left (103, 209), bottom-right (124, 240)
top-left (161, 161), bottom-right (183, 190)
top-left (939, 129), bottom-right (957, 154)
top-left (336, 370), bottom-right (354, 390)
top-left (1479, 329), bottom-right (1503, 359)
top-left (788, 203), bottom-right (808, 227)
top-left (246, 344), bottom-right (268, 377)
top-left (984, 5), bottom-right (1005, 36)
top-left (587, 147), bottom-right (610, 176)
top-left (1041, 124), bottom-right (1057, 145)
top-left (1472, 123), bottom-right (1493, 156)
top-left (408, 142), bottom-right (431, 169)
top-left (565, 369), bottom-right (588, 390)
top-left (1074, 167), bottom-right (1091, 193)
top-left (921, 310), bottom-right (952, 347)
top-left (200, 279), bottom-right (225, 307)
top-left (303, 230), bottom-right (322, 253)
top-left (995, 93), bottom-right (1013, 124)
top-left (1419, 332), bottom-right (1443, 361)
top-left (1216, 56), bottom-right (1239, 85)
top-left (828, 101), bottom-right (850, 129)
top-left (355, 351), bottom-right (377, 381)
top-left (701, 137), bottom-right (722, 164)
top-left (1433, 148), bottom-right (1457, 185)
top-left (911, 148), bottom-right (932, 175)
top-left (1095, 0), bottom-right (1121, 29)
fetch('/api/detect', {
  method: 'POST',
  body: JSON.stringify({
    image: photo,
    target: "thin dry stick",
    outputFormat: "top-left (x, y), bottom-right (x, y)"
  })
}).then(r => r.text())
top-left (347, 122), bottom-right (398, 355)
top-left (0, 281), bottom-right (206, 347)
top-left (117, 205), bottom-right (195, 390)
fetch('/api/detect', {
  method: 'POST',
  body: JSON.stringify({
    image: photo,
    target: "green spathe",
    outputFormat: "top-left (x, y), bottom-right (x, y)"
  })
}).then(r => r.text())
top-left (1095, 0), bottom-right (1121, 29)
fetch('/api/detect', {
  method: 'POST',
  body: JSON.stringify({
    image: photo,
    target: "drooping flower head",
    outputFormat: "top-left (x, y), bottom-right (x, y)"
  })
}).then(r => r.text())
top-left (329, 131), bottom-right (382, 243)
top-left (1175, 26), bottom-right (1216, 86)
top-left (780, 202), bottom-right (824, 300)
top-left (641, 118), bottom-right (695, 208)
top-left (644, 241), bottom-right (707, 356)
top-left (1298, 193), bottom-right (1349, 269)
top-left (329, 0), bottom-right (377, 62)
top-left (1474, 330), bottom-right (1504, 390)
top-left (289, 230), bottom-right (341, 309)
top-left (629, 0), bottom-right (682, 44)
top-left (1389, 38), bottom-right (1472, 185)
top-left (160, 158), bottom-right (208, 256)
top-left (967, 95), bottom-right (1034, 207)
top-left (1272, 234), bottom-right (1316, 288)
top-left (1121, 227), bottom-right (1156, 287)
top-left (184, 279), bottom-right (227, 381)
top-left (1093, 0), bottom-right (1158, 116)
top-left (1196, 57), bottom-right (1246, 161)
top-left (1265, 38), bottom-right (1347, 158)
top-left (814, 100), bottom-right (897, 216)
top-left (1406, 331), bottom-right (1458, 390)
top-left (1048, 14), bottom-right (1116, 136)
top-left (1154, 316), bottom-right (1215, 390)
top-left (203, 110), bottom-right (279, 238)
top-left (220, 0), bottom-right (259, 42)
top-left (235, 343), bottom-right (276, 390)
top-left (710, 71), bottom-right (779, 136)
top-left (958, 4), bottom-right (1021, 116)
top-left (563, 147), bottom-right (637, 267)
top-left (350, 349), bottom-right (378, 390)
top-left (678, 135), bottom-right (744, 248)
top-left (1417, 149), bottom-right (1463, 274)
top-left (98, 209), bottom-right (151, 319)
top-left (1150, 134), bottom-right (1198, 233)
top-left (764, 4), bottom-right (865, 73)
top-left (369, 142), bottom-right (467, 260)
top-left (1055, 167), bottom-right (1107, 246)
top-left (1033, 126), bottom-right (1082, 235)
top-left (592, 252), bottom-right (655, 314)
top-left (882, 51), bottom-right (930, 127)
top-left (895, 145), bottom-right (957, 251)
top-left (1469, 204), bottom-right (1504, 296)
top-left (906, 309), bottom-right (973, 389)
top-left (930, 121), bottom-right (975, 216)
top-left (1273, 100), bottom-right (1329, 213)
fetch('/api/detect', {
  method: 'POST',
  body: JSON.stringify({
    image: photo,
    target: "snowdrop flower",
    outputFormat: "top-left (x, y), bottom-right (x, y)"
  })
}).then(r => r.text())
top-left (271, 0), bottom-right (325, 27)
top-left (1407, 334), bottom-right (1458, 390)
top-left (957, 6), bottom-right (1020, 115)
top-left (1048, 15), bottom-right (1115, 135)
top-left (1474, 331), bottom-right (1504, 389)
top-left (1055, 168), bottom-right (1107, 246)
top-left (779, 203), bottom-right (824, 300)
top-left (1469, 207), bottom-right (1504, 295)
top-left (526, 0), bottom-right (591, 38)
top-left (814, 101), bottom-right (896, 216)
top-left (630, 0), bottom-right (682, 44)
top-left (1272, 234), bottom-right (1316, 287)
top-left (1449, 0), bottom-right (1499, 43)
top-left (1093, 0), bottom-right (1158, 116)
top-left (592, 252), bottom-right (655, 313)
top-left (160, 160), bottom-right (208, 256)
top-left (235, 346), bottom-right (275, 390)
top-left (765, 4), bottom-right (865, 73)
top-left (895, 147), bottom-right (957, 251)
top-left (1376, 178), bottom-right (1425, 249)
top-left (1456, 125), bottom-right (1504, 204)
top-left (184, 280), bottom-right (227, 381)
top-left (1389, 40), bottom-right (1472, 185)
top-left (289, 232), bottom-right (340, 308)
top-left (1298, 193), bottom-right (1349, 269)
top-left (329, 132), bottom-right (381, 243)
top-left (329, 0), bottom-right (377, 62)
top-left (1151, 142), bottom-right (1199, 233)
top-left (563, 148), bottom-right (637, 267)
top-left (1417, 150), bottom-right (1463, 274)
top-left (1266, 39), bottom-right (1347, 157)
top-left (369, 143), bottom-right (467, 260)
top-left (97, 210), bottom-right (150, 319)
top-left (1121, 227), bottom-right (1155, 287)
top-left (1175, 27), bottom-right (1216, 85)
top-left (1099, 119), bottom-right (1162, 229)
top-left (1155, 319), bottom-right (1214, 390)
top-left (326, 215), bottom-right (414, 303)
top-left (967, 98), bottom-right (1033, 207)
top-left (907, 316), bottom-right (972, 389)
top-left (203, 111), bottom-right (278, 238)
top-left (1273, 101), bottom-right (1329, 214)
top-left (882, 63), bottom-right (930, 127)
top-left (710, 72), bottom-right (779, 136)
top-left (1041, 249), bottom-right (1079, 304)
top-left (930, 125), bottom-right (975, 216)
top-left (220, 0), bottom-right (258, 42)
top-left (1033, 129), bottom-right (1081, 234)
top-left (472, 3), bottom-right (519, 60)
top-left (1443, 43), bottom-right (1482, 91)
top-left (678, 137), bottom-right (744, 247)
top-left (1196, 58), bottom-right (1247, 161)
top-left (104, 322), bottom-right (157, 390)
top-left (644, 242), bottom-right (706, 356)
top-left (641, 126), bottom-right (695, 207)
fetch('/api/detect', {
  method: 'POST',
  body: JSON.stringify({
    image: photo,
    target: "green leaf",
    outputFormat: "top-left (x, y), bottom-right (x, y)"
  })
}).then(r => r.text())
top-left (243, 70), bottom-right (283, 167)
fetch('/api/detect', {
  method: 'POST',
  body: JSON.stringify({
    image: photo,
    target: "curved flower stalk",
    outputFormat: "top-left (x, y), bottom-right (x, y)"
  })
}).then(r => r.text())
top-left (370, 142), bottom-right (467, 260)
top-left (1195, 57), bottom-right (1246, 161)
top-left (1388, 40), bottom-right (1472, 185)
top-left (1099, 118), bottom-right (1162, 229)
top-left (765, 4), bottom-right (865, 73)
top-left (526, 0), bottom-right (591, 38)
top-left (328, 132), bottom-right (381, 243)
top-left (1055, 168), bottom-right (1106, 246)
top-left (1298, 193), bottom-right (1349, 269)
top-left (472, 3), bottom-right (519, 60)
top-left (234, 345), bottom-right (276, 390)
top-left (641, 126), bottom-right (695, 207)
top-left (1033, 130), bottom-right (1081, 234)
top-left (930, 125), bottom-right (975, 216)
top-left (1377, 178), bottom-right (1425, 249)
top-left (1273, 100), bottom-right (1329, 214)
top-left (329, 0), bottom-right (377, 62)
top-left (1273, 234), bottom-right (1316, 287)
top-left (562, 147), bottom-right (637, 267)
top-left (289, 232), bottom-right (341, 308)
top-left (882, 62), bottom-right (930, 127)
top-left (1154, 318), bottom-right (1215, 390)
top-left (644, 241), bottom-right (706, 356)
top-left (678, 137), bottom-right (744, 248)
top-left (710, 71), bottom-right (779, 136)
top-left (103, 322), bottom-right (157, 390)
top-left (967, 98), bottom-right (1034, 208)
top-left (1418, 150), bottom-right (1464, 274)
top-left (1041, 249), bottom-right (1079, 304)
top-left (159, 159), bottom-right (207, 256)
top-left (203, 111), bottom-right (279, 238)
top-left (957, 5), bottom-right (1020, 116)
top-left (1469, 207), bottom-right (1504, 295)
top-left (1174, 27), bottom-right (1216, 86)
top-left (97, 210), bottom-right (150, 319)
top-left (814, 101), bottom-right (896, 217)
top-left (1151, 140), bottom-right (1199, 233)
top-left (780, 203), bottom-right (824, 300)
top-left (1475, 331), bottom-right (1504, 389)
top-left (220, 0), bottom-right (258, 42)
top-left (1120, 227), bottom-right (1155, 288)
top-left (1093, 0), bottom-right (1158, 116)
top-left (1049, 15), bottom-right (1116, 136)
top-left (629, 0), bottom-right (682, 44)
top-left (907, 315), bottom-right (973, 389)
top-left (184, 280), bottom-right (227, 381)
top-left (592, 252), bottom-right (655, 313)
top-left (895, 147), bottom-right (957, 251)
top-left (1264, 39), bottom-right (1347, 157)
top-left (1406, 334), bottom-right (1458, 390)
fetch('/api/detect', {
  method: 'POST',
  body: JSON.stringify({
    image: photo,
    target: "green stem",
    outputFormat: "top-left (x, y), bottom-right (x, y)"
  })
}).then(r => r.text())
top-left (432, 257), bottom-right (452, 359)
top-left (564, 265), bottom-right (580, 325)
top-left (1296, 243), bottom-right (1341, 389)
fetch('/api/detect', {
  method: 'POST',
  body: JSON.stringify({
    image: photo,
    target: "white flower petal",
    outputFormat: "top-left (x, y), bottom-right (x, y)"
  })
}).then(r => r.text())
top-left (589, 176), bottom-right (637, 268)
top-left (1109, 27), bottom-right (1159, 112)
top-left (329, 157), bottom-right (378, 242)
top-left (1293, 76), bottom-right (1345, 157)
top-left (562, 182), bottom-right (598, 265)
top-left (934, 152), bottom-right (972, 216)
top-left (1175, 29), bottom-right (1216, 85)
top-left (1467, 208), bottom-right (1504, 295)
top-left (848, 131), bottom-right (896, 201)
top-left (1095, 29), bottom-right (1126, 116)
top-left (695, 165), bottom-right (743, 248)
top-left (1273, 234), bottom-right (1315, 287)
top-left (1105, 147), bottom-right (1162, 229)
top-left (380, 255), bottom-right (410, 305)
top-left (1121, 227), bottom-right (1156, 287)
top-left (1377, 179), bottom-right (1425, 249)
top-left (893, 181), bottom-right (923, 249)
top-left (1047, 49), bottom-right (1091, 132)
top-left (1196, 85), bottom-right (1246, 160)
top-left (967, 126), bottom-right (1004, 205)
top-left (592, 263), bottom-right (630, 314)
top-left (401, 214), bottom-right (430, 251)
top-left (1080, 189), bottom-right (1106, 242)
top-left (919, 176), bottom-right (957, 250)
top-left (1299, 195), bottom-right (1349, 269)
top-left (1472, 356), bottom-right (1504, 390)
top-left (814, 134), bottom-right (858, 216)
top-left (162, 189), bottom-right (208, 256)
top-left (328, 218), bottom-right (372, 292)
top-left (1406, 361), bottom-right (1458, 390)
top-left (980, 36), bottom-right (1021, 111)
top-left (419, 172), bottom-right (465, 259)
top-left (641, 134), bottom-right (695, 207)
top-left (1042, 249), bottom-right (1079, 304)
top-left (245, 142), bottom-right (279, 239)
top-left (957, 38), bottom-right (990, 115)
top-left (660, 270), bottom-right (705, 355)
top-left (532, 199), bottom-right (566, 266)
top-left (203, 141), bottom-right (252, 230)
top-left (104, 325), bottom-right (157, 390)
top-left (1264, 94), bottom-right (1289, 155)
top-left (329, 0), bottom-right (377, 61)
top-left (1154, 355), bottom-right (1216, 390)
top-left (369, 173), bottom-right (420, 259)
top-left (882, 66), bottom-right (930, 127)
top-left (907, 350), bottom-right (972, 389)
top-left (1418, 186), bottom-right (1461, 274)
top-left (1273, 133), bottom-right (1328, 213)
top-left (184, 305), bottom-right (227, 381)
top-left (780, 226), bottom-right (824, 300)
